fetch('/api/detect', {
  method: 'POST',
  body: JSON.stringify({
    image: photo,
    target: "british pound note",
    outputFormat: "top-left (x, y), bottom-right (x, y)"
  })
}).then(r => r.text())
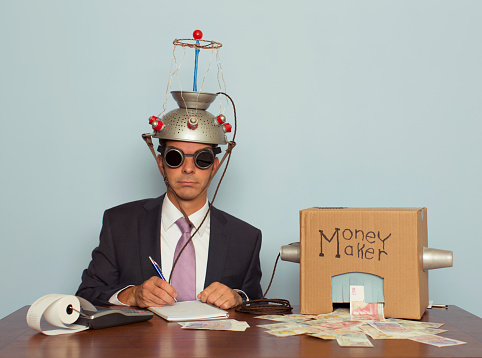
top-left (351, 301), bottom-right (385, 321)
top-left (336, 332), bottom-right (374, 347)
top-left (368, 321), bottom-right (415, 338)
top-left (178, 319), bottom-right (249, 331)
top-left (409, 334), bottom-right (466, 347)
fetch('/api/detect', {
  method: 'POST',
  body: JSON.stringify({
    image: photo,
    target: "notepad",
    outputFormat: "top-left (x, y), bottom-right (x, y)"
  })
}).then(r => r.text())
top-left (148, 300), bottom-right (229, 322)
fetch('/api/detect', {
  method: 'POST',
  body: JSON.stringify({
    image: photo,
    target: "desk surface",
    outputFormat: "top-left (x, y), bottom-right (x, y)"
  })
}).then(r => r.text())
top-left (1, 305), bottom-right (481, 358)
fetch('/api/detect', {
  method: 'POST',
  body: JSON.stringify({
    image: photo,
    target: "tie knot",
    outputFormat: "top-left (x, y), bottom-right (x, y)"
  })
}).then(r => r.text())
top-left (175, 217), bottom-right (192, 234)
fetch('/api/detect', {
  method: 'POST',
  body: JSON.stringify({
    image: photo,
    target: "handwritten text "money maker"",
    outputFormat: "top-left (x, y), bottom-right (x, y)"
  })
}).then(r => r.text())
top-left (319, 228), bottom-right (390, 261)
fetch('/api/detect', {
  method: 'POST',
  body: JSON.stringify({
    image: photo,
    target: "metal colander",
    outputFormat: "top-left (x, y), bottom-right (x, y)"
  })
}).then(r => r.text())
top-left (153, 91), bottom-right (227, 145)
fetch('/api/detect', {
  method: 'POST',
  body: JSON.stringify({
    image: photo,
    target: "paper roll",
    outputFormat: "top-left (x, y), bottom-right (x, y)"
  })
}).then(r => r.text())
top-left (27, 294), bottom-right (92, 335)
top-left (43, 295), bottom-right (80, 327)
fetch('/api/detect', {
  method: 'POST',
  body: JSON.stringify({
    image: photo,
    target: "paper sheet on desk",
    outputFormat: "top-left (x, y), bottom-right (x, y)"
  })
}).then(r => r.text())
top-left (27, 294), bottom-right (96, 335)
top-left (148, 300), bottom-right (229, 321)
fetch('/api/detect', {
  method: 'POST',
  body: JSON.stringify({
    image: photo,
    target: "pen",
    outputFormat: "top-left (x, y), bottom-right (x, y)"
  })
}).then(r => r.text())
top-left (149, 256), bottom-right (166, 280)
top-left (148, 256), bottom-right (177, 302)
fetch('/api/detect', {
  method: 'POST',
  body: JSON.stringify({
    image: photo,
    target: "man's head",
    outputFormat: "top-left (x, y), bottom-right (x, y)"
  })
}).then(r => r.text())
top-left (157, 140), bottom-right (220, 211)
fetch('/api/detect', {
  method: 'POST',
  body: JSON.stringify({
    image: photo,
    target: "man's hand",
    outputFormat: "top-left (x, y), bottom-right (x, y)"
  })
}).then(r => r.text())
top-left (118, 277), bottom-right (177, 308)
top-left (197, 282), bottom-right (242, 309)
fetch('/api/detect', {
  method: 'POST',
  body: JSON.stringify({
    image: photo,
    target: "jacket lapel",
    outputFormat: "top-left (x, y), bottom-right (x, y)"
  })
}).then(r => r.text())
top-left (138, 195), bottom-right (164, 281)
top-left (204, 206), bottom-right (230, 287)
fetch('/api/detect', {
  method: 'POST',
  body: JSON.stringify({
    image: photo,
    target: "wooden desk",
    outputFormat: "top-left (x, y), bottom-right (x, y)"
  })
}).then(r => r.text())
top-left (1, 305), bottom-right (481, 358)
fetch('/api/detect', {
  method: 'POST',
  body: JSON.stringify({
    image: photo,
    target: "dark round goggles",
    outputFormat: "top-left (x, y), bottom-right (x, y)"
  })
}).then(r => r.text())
top-left (163, 146), bottom-right (217, 170)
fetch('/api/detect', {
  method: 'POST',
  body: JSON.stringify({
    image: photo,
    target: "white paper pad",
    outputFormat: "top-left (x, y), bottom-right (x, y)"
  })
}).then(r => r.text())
top-left (149, 300), bottom-right (229, 322)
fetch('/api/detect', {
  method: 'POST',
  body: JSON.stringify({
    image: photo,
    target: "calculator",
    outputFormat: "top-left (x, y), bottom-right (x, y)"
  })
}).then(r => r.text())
top-left (75, 307), bottom-right (154, 329)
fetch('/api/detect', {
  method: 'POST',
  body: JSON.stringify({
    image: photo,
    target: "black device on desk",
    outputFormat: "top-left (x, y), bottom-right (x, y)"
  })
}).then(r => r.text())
top-left (75, 307), bottom-right (153, 329)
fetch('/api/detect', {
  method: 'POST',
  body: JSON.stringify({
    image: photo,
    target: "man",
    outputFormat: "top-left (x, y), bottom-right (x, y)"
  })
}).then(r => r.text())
top-left (76, 91), bottom-right (262, 310)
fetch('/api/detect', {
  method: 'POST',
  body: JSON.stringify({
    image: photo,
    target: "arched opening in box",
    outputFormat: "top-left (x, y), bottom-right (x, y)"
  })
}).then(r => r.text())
top-left (331, 272), bottom-right (385, 303)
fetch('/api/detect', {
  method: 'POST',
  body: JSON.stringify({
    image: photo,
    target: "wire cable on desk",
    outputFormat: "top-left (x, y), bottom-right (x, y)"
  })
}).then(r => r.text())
top-left (235, 253), bottom-right (293, 315)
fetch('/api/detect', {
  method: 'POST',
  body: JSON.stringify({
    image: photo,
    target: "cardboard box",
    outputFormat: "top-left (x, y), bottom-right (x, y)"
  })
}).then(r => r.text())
top-left (300, 207), bottom-right (428, 319)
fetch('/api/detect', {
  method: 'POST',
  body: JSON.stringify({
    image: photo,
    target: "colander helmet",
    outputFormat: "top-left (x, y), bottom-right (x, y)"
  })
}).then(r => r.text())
top-left (148, 91), bottom-right (231, 146)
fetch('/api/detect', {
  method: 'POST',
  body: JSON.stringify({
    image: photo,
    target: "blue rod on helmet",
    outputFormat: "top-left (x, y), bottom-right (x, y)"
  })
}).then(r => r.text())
top-left (192, 30), bottom-right (202, 91)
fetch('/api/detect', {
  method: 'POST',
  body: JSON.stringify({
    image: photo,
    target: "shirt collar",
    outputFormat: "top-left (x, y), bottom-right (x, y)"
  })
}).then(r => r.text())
top-left (161, 195), bottom-right (209, 237)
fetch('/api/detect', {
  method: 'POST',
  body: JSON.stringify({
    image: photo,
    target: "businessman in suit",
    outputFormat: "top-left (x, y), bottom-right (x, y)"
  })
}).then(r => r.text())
top-left (76, 138), bottom-right (262, 310)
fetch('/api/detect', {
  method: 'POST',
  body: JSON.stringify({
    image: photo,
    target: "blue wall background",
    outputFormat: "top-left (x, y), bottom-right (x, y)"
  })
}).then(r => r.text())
top-left (1, 0), bottom-right (481, 319)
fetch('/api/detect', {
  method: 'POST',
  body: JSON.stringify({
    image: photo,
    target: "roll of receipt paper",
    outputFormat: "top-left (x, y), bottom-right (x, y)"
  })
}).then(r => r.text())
top-left (27, 293), bottom-right (96, 335)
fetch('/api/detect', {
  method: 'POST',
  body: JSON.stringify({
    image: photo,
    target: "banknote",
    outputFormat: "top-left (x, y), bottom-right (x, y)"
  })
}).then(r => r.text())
top-left (350, 301), bottom-right (385, 321)
top-left (368, 321), bottom-right (416, 338)
top-left (309, 326), bottom-right (361, 340)
top-left (298, 325), bottom-right (334, 335)
top-left (255, 316), bottom-right (309, 327)
top-left (358, 324), bottom-right (394, 339)
top-left (408, 334), bottom-right (467, 347)
top-left (305, 318), bottom-right (344, 326)
top-left (359, 321), bottom-right (446, 338)
top-left (389, 318), bottom-right (444, 329)
top-left (336, 332), bottom-right (374, 347)
top-left (256, 322), bottom-right (310, 330)
top-left (178, 319), bottom-right (249, 331)
top-left (282, 314), bottom-right (318, 320)
top-left (404, 327), bottom-right (447, 335)
top-left (315, 308), bottom-right (350, 322)
top-left (309, 332), bottom-right (337, 340)
top-left (265, 328), bottom-right (310, 337)
top-left (254, 315), bottom-right (289, 321)
top-left (254, 315), bottom-right (310, 323)
top-left (350, 285), bottom-right (365, 303)
top-left (317, 320), bottom-right (361, 331)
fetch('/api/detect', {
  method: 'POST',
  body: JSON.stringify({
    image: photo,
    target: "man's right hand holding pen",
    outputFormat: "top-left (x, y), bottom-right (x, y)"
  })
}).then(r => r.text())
top-left (117, 256), bottom-right (177, 307)
top-left (117, 277), bottom-right (178, 307)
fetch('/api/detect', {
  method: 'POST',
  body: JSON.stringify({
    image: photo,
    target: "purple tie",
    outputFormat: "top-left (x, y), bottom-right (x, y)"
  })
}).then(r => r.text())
top-left (171, 217), bottom-right (196, 301)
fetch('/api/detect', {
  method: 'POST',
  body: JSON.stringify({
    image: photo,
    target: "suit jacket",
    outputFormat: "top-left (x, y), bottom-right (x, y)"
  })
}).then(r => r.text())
top-left (76, 195), bottom-right (263, 305)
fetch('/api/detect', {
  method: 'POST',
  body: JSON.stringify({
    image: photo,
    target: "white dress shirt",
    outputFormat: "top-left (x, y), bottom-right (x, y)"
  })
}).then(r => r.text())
top-left (160, 194), bottom-right (210, 296)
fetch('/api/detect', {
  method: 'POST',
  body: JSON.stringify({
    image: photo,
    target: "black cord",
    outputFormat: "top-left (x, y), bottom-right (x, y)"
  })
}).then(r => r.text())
top-left (235, 253), bottom-right (293, 315)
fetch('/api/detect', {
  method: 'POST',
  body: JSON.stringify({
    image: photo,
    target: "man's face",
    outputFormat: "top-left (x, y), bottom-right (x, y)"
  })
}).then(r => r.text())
top-left (157, 140), bottom-right (219, 203)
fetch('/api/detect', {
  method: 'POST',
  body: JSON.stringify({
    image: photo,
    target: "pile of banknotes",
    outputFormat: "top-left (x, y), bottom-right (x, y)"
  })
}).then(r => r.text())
top-left (254, 305), bottom-right (467, 348)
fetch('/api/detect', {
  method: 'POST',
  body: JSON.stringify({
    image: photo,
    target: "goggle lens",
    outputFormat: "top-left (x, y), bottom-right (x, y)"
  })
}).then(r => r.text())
top-left (195, 150), bottom-right (215, 169)
top-left (165, 149), bottom-right (184, 168)
top-left (164, 147), bottom-right (215, 170)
